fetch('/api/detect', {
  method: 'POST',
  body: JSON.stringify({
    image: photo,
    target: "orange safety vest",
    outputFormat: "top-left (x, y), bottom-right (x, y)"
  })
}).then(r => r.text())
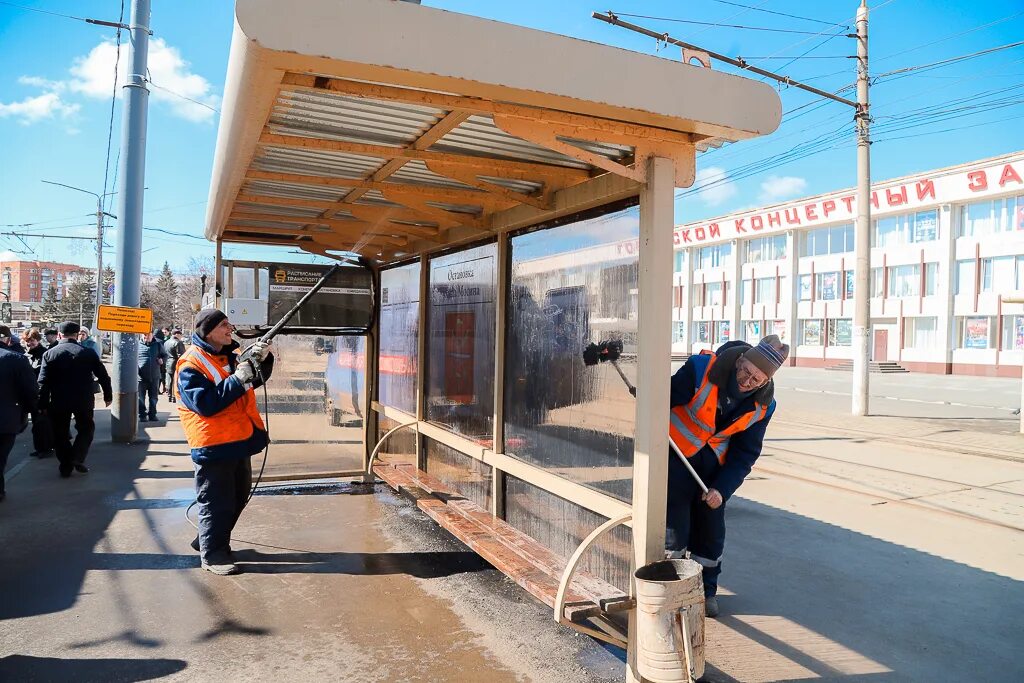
top-left (175, 346), bottom-right (265, 449)
top-left (668, 351), bottom-right (769, 465)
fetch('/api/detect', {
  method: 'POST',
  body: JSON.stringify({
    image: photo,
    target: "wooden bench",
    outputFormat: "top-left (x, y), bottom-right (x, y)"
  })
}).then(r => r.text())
top-left (373, 459), bottom-right (633, 626)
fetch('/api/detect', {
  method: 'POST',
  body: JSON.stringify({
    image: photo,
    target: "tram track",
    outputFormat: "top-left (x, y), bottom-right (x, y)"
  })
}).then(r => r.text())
top-left (754, 441), bottom-right (1024, 533)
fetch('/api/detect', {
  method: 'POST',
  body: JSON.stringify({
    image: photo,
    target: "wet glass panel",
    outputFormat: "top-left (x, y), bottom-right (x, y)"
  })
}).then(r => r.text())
top-left (379, 262), bottom-right (421, 414)
top-left (423, 437), bottom-right (491, 510)
top-left (505, 476), bottom-right (633, 592)
top-left (258, 334), bottom-right (366, 477)
top-left (376, 415), bottom-right (417, 468)
top-left (505, 206), bottom-right (639, 503)
top-left (426, 243), bottom-right (497, 444)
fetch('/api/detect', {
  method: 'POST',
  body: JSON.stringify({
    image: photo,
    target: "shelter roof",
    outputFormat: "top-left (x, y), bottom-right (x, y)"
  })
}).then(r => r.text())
top-left (206, 0), bottom-right (781, 263)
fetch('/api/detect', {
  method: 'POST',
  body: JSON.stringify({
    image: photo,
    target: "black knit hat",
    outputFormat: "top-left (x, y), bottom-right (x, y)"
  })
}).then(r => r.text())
top-left (59, 321), bottom-right (81, 336)
top-left (194, 308), bottom-right (228, 339)
top-left (44, 328), bottom-right (58, 337)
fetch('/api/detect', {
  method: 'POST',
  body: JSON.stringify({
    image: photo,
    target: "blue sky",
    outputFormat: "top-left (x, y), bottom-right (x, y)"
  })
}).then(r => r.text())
top-left (1, 0), bottom-right (1022, 273)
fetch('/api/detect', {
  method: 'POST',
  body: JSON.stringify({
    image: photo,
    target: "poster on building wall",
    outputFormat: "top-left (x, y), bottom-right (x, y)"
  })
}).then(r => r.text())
top-left (821, 273), bottom-right (837, 300)
top-left (1015, 316), bottom-right (1024, 350)
top-left (803, 320), bottom-right (822, 346)
top-left (718, 321), bottom-right (731, 343)
top-left (745, 321), bottom-right (761, 342)
top-left (964, 317), bottom-right (989, 349)
top-left (835, 319), bottom-right (852, 346)
top-left (799, 275), bottom-right (811, 301)
top-left (697, 321), bottom-right (711, 343)
top-left (845, 271), bottom-right (855, 299)
top-left (914, 212), bottom-right (937, 242)
top-left (773, 320), bottom-right (787, 342)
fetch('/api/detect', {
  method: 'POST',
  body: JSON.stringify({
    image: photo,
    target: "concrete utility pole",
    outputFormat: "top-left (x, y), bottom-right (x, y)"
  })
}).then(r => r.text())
top-left (111, 0), bottom-right (152, 443)
top-left (852, 0), bottom-right (872, 416)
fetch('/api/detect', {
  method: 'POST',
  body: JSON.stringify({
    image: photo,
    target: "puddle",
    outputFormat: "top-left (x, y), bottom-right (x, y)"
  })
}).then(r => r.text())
top-left (252, 481), bottom-right (378, 496)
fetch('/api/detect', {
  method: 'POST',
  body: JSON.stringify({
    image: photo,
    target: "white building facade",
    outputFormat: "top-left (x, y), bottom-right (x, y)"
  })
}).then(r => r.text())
top-left (670, 151), bottom-right (1024, 377)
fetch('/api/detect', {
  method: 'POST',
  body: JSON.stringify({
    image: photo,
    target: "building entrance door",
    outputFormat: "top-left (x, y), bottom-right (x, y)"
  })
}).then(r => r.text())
top-left (873, 329), bottom-right (888, 361)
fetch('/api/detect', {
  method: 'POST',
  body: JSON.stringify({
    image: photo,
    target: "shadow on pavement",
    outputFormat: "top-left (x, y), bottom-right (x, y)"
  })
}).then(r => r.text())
top-left (702, 497), bottom-right (1023, 682)
top-left (0, 654), bottom-right (187, 682)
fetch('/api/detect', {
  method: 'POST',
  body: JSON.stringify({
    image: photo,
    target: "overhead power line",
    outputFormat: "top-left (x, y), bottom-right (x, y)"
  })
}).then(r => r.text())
top-left (705, 0), bottom-right (845, 27)
top-left (100, 1), bottom-right (126, 218)
top-left (0, 0), bottom-right (127, 28)
top-left (874, 40), bottom-right (1024, 82)
top-left (604, 12), bottom-right (829, 35)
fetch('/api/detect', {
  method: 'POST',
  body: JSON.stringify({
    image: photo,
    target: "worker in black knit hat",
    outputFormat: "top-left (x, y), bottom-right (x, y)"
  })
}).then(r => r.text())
top-left (176, 309), bottom-right (275, 575)
top-left (665, 334), bottom-right (789, 619)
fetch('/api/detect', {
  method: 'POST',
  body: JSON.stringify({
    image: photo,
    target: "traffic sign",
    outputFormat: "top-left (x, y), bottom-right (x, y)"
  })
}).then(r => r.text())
top-left (96, 305), bottom-right (153, 334)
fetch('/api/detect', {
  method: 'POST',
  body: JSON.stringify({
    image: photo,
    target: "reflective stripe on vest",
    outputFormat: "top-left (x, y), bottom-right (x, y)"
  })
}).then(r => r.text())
top-left (175, 346), bottom-right (265, 450)
top-left (669, 352), bottom-right (769, 465)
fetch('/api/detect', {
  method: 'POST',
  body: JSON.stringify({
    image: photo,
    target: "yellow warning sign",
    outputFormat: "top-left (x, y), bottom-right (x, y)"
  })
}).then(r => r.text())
top-left (96, 305), bottom-right (154, 334)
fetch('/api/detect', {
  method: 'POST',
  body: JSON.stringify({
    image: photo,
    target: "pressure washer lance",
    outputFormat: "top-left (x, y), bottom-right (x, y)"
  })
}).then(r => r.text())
top-left (582, 340), bottom-right (709, 495)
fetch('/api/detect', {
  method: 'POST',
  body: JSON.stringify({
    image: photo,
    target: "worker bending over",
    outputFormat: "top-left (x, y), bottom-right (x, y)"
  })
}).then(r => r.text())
top-left (177, 309), bottom-right (274, 576)
top-left (666, 335), bottom-right (788, 618)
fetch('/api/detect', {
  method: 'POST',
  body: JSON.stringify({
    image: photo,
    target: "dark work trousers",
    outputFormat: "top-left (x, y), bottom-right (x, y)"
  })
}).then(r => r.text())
top-left (138, 378), bottom-right (159, 419)
top-left (665, 447), bottom-right (726, 597)
top-left (1, 433), bottom-right (16, 495)
top-left (30, 410), bottom-right (54, 453)
top-left (49, 404), bottom-right (96, 473)
top-left (166, 367), bottom-right (178, 403)
top-left (194, 457), bottom-right (253, 562)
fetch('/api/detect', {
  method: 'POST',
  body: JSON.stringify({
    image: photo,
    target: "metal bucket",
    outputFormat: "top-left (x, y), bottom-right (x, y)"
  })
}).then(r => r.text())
top-left (634, 558), bottom-right (705, 682)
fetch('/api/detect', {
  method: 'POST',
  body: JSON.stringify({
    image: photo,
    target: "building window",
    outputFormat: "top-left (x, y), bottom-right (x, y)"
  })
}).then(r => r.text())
top-left (871, 268), bottom-right (884, 297)
top-left (695, 321), bottom-right (712, 344)
top-left (798, 274), bottom-right (812, 301)
top-left (957, 316), bottom-right (996, 349)
top-left (887, 264), bottom-right (921, 297)
top-left (705, 282), bottom-right (723, 306)
top-left (815, 272), bottom-right (841, 301)
top-left (980, 256), bottom-right (1017, 293)
top-left (873, 210), bottom-right (938, 247)
top-left (827, 319), bottom-right (852, 346)
top-left (955, 260), bottom-right (975, 295)
top-left (925, 262), bottom-right (939, 296)
top-left (958, 195), bottom-right (1024, 237)
top-left (744, 235), bottom-right (787, 263)
top-left (741, 279), bottom-right (752, 305)
top-left (1002, 315), bottom-right (1024, 351)
top-left (755, 277), bottom-right (774, 304)
top-left (800, 224), bottom-right (854, 257)
top-left (716, 321), bottom-right (731, 343)
top-left (904, 317), bottom-right (939, 350)
top-left (672, 322), bottom-right (686, 344)
top-left (844, 270), bottom-right (855, 298)
top-left (742, 320), bottom-right (762, 342)
top-left (800, 319), bottom-right (823, 346)
top-left (674, 250), bottom-right (686, 274)
top-left (697, 243), bottom-right (732, 269)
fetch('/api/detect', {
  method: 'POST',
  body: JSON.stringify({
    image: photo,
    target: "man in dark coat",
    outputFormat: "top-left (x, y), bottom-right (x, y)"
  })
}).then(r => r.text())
top-left (138, 330), bottom-right (167, 421)
top-left (0, 324), bottom-right (26, 355)
top-left (43, 328), bottom-right (59, 350)
top-left (21, 328), bottom-right (54, 458)
top-left (0, 339), bottom-right (37, 501)
top-left (37, 321), bottom-right (112, 478)
top-left (163, 329), bottom-right (186, 404)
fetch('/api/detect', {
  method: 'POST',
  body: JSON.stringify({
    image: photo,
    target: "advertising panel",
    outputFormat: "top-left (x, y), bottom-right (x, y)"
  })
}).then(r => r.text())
top-left (266, 262), bottom-right (373, 331)
top-left (964, 317), bottom-right (989, 349)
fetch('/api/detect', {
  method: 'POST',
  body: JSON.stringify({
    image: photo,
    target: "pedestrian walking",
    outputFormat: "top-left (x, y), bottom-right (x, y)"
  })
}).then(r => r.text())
top-left (37, 322), bottom-right (112, 478)
top-left (138, 330), bottom-right (166, 421)
top-left (43, 328), bottom-right (59, 350)
top-left (77, 327), bottom-right (101, 357)
top-left (155, 328), bottom-right (168, 394)
top-left (0, 339), bottom-right (37, 501)
top-left (20, 328), bottom-right (55, 458)
top-left (178, 309), bottom-right (274, 575)
top-left (665, 335), bottom-right (788, 618)
top-left (163, 329), bottom-right (185, 404)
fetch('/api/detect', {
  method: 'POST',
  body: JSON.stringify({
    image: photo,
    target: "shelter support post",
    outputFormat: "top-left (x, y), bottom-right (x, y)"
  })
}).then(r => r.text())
top-left (627, 156), bottom-right (676, 683)
top-left (362, 264), bottom-right (381, 483)
top-left (491, 234), bottom-right (510, 518)
top-left (416, 255), bottom-right (429, 471)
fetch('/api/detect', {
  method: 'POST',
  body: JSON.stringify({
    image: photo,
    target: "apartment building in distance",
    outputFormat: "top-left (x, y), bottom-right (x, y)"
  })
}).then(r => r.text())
top-left (0, 259), bottom-right (90, 304)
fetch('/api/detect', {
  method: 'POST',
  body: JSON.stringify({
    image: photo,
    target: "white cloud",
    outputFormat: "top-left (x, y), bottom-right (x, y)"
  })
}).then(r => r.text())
top-left (759, 175), bottom-right (808, 203)
top-left (584, 213), bottom-right (639, 244)
top-left (692, 166), bottom-right (738, 207)
top-left (0, 250), bottom-right (19, 261)
top-left (10, 38), bottom-right (218, 125)
top-left (0, 92), bottom-right (79, 124)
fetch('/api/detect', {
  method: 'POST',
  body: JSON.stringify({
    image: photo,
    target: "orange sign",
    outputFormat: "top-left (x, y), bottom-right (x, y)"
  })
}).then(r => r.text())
top-left (96, 305), bottom-right (154, 334)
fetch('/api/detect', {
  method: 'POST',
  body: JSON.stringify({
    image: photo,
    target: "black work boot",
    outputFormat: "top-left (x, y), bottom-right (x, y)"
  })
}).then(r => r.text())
top-left (201, 550), bottom-right (240, 576)
top-left (705, 595), bottom-right (720, 618)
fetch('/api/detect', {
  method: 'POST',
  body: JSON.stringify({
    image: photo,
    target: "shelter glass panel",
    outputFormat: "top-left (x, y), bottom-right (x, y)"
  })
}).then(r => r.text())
top-left (260, 334), bottom-right (366, 477)
top-left (423, 437), bottom-right (492, 510)
top-left (505, 476), bottom-right (632, 592)
top-left (379, 262), bottom-right (421, 414)
top-left (426, 244), bottom-right (497, 444)
top-left (504, 206), bottom-right (639, 503)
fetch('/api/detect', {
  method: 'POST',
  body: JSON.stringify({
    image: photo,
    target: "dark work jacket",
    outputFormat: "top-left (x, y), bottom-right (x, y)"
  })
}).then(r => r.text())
top-left (0, 346), bottom-right (37, 434)
top-left (26, 344), bottom-right (45, 376)
top-left (670, 340), bottom-right (776, 501)
top-left (176, 333), bottom-right (274, 464)
top-left (137, 338), bottom-right (166, 383)
top-left (38, 340), bottom-right (113, 411)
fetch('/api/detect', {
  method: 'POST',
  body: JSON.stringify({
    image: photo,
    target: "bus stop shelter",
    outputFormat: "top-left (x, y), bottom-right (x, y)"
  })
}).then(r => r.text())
top-left (205, 1), bottom-right (780, 679)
